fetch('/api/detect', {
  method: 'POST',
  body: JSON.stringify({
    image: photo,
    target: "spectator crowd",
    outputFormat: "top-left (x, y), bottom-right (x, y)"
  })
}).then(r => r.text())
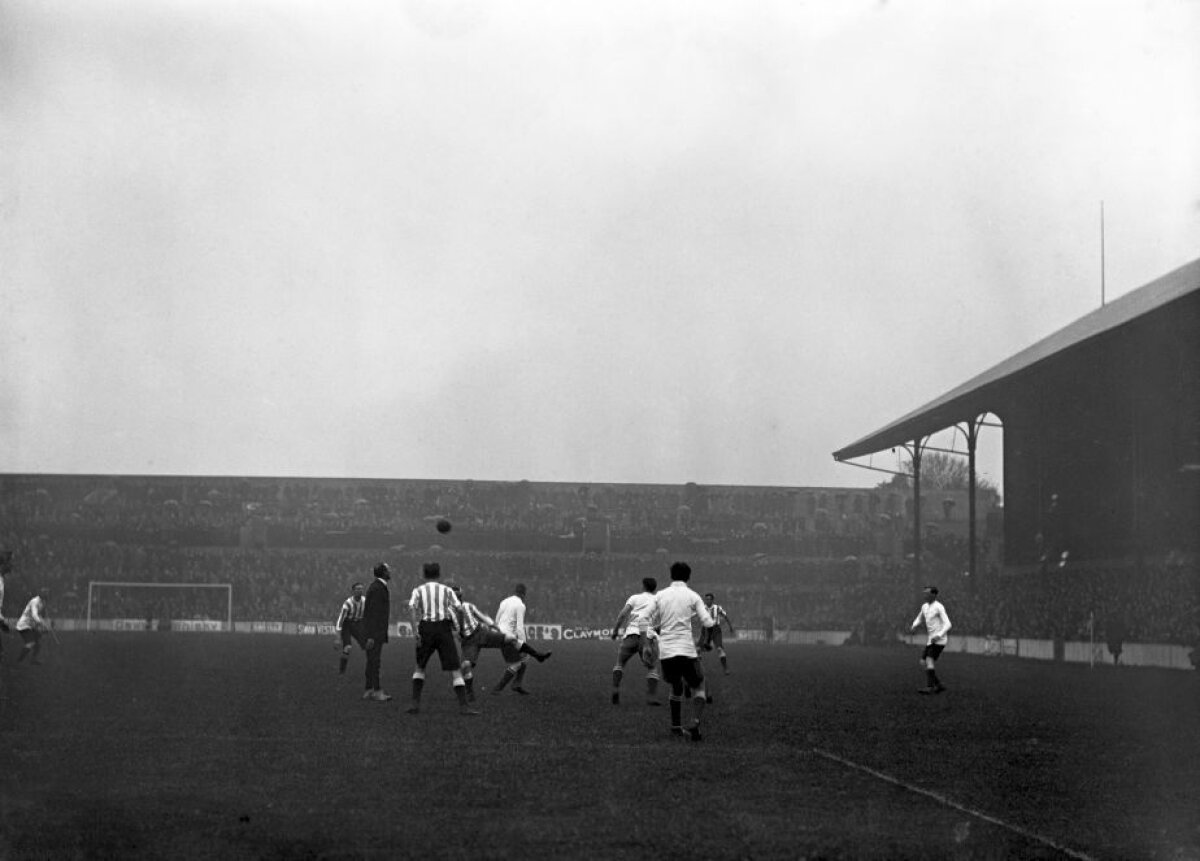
top-left (1, 474), bottom-right (1194, 647)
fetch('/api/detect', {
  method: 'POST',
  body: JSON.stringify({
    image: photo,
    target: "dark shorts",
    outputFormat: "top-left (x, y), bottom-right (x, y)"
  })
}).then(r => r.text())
top-left (697, 626), bottom-right (723, 651)
top-left (660, 655), bottom-right (705, 691)
top-left (922, 643), bottom-right (946, 662)
top-left (18, 628), bottom-right (40, 645)
top-left (461, 627), bottom-right (513, 664)
top-left (340, 620), bottom-right (366, 650)
top-left (415, 619), bottom-right (461, 671)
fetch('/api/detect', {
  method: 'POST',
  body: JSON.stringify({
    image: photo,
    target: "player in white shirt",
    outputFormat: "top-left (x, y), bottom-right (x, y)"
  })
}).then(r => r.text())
top-left (911, 585), bottom-right (952, 694)
top-left (609, 577), bottom-right (662, 706)
top-left (490, 583), bottom-right (552, 695)
top-left (650, 562), bottom-right (715, 741)
top-left (16, 591), bottom-right (49, 665)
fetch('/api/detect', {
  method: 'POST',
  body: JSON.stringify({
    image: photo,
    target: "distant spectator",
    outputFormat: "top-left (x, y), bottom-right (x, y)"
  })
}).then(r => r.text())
top-left (1106, 612), bottom-right (1127, 666)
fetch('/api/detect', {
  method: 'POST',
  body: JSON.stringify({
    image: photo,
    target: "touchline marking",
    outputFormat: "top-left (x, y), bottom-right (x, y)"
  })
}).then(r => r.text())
top-left (812, 747), bottom-right (1098, 861)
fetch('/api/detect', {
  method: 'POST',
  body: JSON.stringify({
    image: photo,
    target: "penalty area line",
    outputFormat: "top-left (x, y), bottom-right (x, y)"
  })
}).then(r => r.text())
top-left (811, 747), bottom-right (1097, 861)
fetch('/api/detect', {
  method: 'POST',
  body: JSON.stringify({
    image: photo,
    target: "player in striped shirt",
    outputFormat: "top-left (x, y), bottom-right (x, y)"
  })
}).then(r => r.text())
top-left (490, 583), bottom-right (552, 695)
top-left (406, 562), bottom-right (479, 716)
top-left (450, 584), bottom-right (517, 702)
top-left (15, 591), bottom-right (49, 665)
top-left (335, 582), bottom-right (367, 675)
top-left (696, 592), bottom-right (736, 675)
top-left (609, 577), bottom-right (662, 706)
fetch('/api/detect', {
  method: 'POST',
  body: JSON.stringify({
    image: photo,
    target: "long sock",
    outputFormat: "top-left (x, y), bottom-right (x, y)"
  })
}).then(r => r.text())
top-left (513, 664), bottom-right (527, 689)
top-left (17, 646), bottom-right (29, 663)
top-left (493, 668), bottom-right (516, 692)
top-left (411, 676), bottom-right (425, 703)
top-left (669, 696), bottom-right (682, 730)
top-left (646, 676), bottom-right (659, 699)
top-left (465, 676), bottom-right (475, 699)
top-left (454, 684), bottom-right (469, 707)
top-left (339, 656), bottom-right (348, 674)
top-left (925, 669), bottom-right (937, 688)
top-left (612, 668), bottom-right (624, 691)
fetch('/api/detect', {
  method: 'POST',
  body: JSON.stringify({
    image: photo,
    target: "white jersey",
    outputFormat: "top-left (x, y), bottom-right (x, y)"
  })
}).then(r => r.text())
top-left (913, 600), bottom-right (952, 645)
top-left (620, 592), bottom-right (659, 640)
top-left (16, 595), bottom-right (45, 632)
top-left (495, 594), bottom-right (527, 645)
top-left (0, 573), bottom-right (6, 617)
top-left (652, 581), bottom-right (714, 660)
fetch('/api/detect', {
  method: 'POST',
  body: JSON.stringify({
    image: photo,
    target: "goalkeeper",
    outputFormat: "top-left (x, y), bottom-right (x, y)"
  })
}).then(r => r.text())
top-left (609, 577), bottom-right (662, 706)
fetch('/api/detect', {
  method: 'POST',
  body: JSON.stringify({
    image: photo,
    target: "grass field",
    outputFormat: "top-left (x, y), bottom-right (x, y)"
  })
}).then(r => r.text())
top-left (1, 633), bottom-right (1197, 860)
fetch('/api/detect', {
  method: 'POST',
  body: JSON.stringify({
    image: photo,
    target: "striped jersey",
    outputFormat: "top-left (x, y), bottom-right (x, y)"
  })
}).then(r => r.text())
top-left (16, 595), bottom-right (45, 632)
top-left (410, 581), bottom-right (461, 624)
top-left (456, 601), bottom-right (494, 639)
top-left (336, 595), bottom-right (365, 630)
top-left (707, 603), bottom-right (729, 628)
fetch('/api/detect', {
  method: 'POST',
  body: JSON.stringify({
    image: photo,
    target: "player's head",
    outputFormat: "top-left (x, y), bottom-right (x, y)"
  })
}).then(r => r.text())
top-left (924, 585), bottom-right (938, 599)
top-left (514, 583), bottom-right (527, 599)
top-left (703, 592), bottom-right (715, 605)
top-left (423, 562), bottom-right (441, 580)
top-left (450, 584), bottom-right (463, 599)
top-left (373, 563), bottom-right (391, 581)
top-left (669, 561), bottom-right (691, 582)
top-left (351, 582), bottom-right (364, 597)
top-left (641, 577), bottom-right (657, 594)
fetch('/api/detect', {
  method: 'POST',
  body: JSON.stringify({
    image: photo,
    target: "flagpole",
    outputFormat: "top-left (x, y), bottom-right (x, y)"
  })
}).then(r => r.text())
top-left (1100, 201), bottom-right (1106, 307)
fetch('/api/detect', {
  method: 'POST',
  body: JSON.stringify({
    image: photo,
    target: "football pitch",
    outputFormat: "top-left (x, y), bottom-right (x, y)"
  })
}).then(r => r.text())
top-left (1, 635), bottom-right (1197, 860)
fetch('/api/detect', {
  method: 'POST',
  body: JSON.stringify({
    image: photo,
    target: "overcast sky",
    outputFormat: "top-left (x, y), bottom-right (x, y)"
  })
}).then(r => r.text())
top-left (1, 0), bottom-right (1197, 490)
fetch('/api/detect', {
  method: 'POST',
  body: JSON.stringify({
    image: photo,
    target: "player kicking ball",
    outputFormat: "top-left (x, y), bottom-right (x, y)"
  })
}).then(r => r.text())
top-left (911, 585), bottom-right (951, 694)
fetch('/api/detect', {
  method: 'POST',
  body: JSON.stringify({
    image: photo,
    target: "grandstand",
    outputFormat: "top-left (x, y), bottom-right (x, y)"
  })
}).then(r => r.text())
top-left (0, 469), bottom-right (1194, 668)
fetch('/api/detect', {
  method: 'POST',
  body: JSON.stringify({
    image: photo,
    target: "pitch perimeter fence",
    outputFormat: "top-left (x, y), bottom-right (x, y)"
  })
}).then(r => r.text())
top-left (49, 617), bottom-right (1197, 671)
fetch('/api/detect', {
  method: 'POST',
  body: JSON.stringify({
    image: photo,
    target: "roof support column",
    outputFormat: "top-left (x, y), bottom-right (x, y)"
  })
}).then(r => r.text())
top-left (903, 437), bottom-right (929, 587)
top-left (957, 416), bottom-right (987, 596)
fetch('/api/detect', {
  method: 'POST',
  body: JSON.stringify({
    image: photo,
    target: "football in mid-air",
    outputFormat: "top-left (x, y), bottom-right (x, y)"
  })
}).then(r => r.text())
top-left (436, 518), bottom-right (452, 534)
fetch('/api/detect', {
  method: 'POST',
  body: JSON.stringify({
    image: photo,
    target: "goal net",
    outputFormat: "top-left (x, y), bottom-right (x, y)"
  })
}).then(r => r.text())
top-left (86, 581), bottom-right (233, 632)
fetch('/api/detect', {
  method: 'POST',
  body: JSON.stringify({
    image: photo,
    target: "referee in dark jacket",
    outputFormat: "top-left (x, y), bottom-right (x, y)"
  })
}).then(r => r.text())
top-left (362, 563), bottom-right (392, 702)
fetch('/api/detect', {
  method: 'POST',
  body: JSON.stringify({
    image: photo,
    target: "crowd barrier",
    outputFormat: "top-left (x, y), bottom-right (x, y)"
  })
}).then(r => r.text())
top-left (49, 619), bottom-right (1197, 670)
top-left (901, 633), bottom-right (1195, 670)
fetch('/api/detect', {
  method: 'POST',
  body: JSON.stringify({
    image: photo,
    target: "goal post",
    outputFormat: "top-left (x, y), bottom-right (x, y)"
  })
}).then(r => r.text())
top-left (86, 581), bottom-right (233, 632)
